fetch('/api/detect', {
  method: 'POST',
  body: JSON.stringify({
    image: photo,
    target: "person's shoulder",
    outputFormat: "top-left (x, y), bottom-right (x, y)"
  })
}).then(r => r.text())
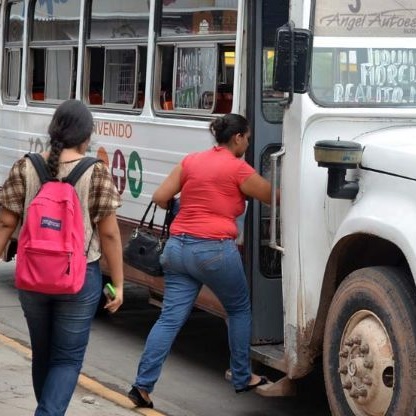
top-left (182, 150), bottom-right (203, 163)
top-left (88, 160), bottom-right (112, 187)
top-left (14, 156), bottom-right (28, 172)
top-left (17, 156), bottom-right (28, 165)
top-left (20, 153), bottom-right (47, 170)
top-left (91, 159), bottom-right (110, 173)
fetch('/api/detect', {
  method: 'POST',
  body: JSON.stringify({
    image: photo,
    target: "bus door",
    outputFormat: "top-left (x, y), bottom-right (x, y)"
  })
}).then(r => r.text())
top-left (246, 0), bottom-right (289, 354)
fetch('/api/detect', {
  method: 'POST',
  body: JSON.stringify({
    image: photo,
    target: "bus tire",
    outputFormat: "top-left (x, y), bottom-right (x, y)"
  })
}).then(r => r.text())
top-left (323, 266), bottom-right (416, 416)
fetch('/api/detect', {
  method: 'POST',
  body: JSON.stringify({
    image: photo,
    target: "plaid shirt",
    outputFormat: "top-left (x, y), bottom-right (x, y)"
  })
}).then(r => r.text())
top-left (0, 157), bottom-right (121, 223)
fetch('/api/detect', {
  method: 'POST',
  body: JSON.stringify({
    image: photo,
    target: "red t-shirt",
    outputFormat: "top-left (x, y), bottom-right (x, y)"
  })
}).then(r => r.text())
top-left (170, 146), bottom-right (256, 239)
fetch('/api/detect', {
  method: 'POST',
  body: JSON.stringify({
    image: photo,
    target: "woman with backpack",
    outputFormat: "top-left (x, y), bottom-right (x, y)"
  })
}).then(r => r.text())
top-left (0, 99), bottom-right (124, 415)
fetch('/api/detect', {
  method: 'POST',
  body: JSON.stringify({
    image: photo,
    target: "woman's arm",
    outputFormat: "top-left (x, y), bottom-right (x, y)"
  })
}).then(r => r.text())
top-left (240, 172), bottom-right (280, 205)
top-left (0, 208), bottom-right (19, 258)
top-left (97, 213), bottom-right (124, 313)
top-left (152, 164), bottom-right (182, 209)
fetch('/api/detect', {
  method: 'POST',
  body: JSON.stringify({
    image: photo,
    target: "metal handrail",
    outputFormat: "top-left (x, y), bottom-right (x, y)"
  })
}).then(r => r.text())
top-left (269, 147), bottom-right (286, 253)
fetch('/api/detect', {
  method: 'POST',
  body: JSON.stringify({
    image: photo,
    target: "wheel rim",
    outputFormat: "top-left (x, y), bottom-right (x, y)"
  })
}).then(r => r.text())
top-left (338, 310), bottom-right (394, 416)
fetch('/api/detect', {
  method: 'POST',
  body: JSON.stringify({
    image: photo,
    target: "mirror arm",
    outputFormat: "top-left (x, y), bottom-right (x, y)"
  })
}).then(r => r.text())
top-left (286, 20), bottom-right (295, 107)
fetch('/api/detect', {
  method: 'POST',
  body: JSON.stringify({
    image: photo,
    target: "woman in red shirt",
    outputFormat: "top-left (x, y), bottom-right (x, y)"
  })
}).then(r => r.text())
top-left (128, 114), bottom-right (276, 408)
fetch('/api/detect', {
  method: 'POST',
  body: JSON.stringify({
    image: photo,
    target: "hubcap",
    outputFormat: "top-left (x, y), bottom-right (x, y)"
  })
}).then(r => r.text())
top-left (338, 310), bottom-right (394, 416)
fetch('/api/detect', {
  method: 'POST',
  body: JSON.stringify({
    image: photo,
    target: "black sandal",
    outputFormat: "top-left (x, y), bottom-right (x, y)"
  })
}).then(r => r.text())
top-left (235, 376), bottom-right (269, 393)
top-left (128, 386), bottom-right (154, 408)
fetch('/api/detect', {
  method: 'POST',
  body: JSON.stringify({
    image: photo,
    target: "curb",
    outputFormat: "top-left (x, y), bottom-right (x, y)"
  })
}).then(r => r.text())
top-left (0, 333), bottom-right (164, 416)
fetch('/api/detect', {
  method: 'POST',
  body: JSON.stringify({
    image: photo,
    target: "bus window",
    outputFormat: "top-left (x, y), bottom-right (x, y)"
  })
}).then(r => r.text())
top-left (312, 1), bottom-right (416, 107)
top-left (158, 46), bottom-right (174, 109)
top-left (157, 43), bottom-right (235, 113)
top-left (161, 0), bottom-right (237, 36)
top-left (29, 0), bottom-right (80, 103)
top-left (89, 1), bottom-right (149, 39)
top-left (31, 49), bottom-right (45, 101)
top-left (214, 48), bottom-right (234, 113)
top-left (30, 46), bottom-right (77, 102)
top-left (174, 45), bottom-right (217, 111)
top-left (104, 49), bottom-right (136, 105)
top-left (261, 0), bottom-right (288, 123)
top-left (261, 48), bottom-right (283, 122)
top-left (156, 1), bottom-right (238, 114)
top-left (311, 47), bottom-right (416, 107)
top-left (311, 47), bottom-right (416, 106)
top-left (3, 0), bottom-right (24, 103)
top-left (32, 0), bottom-right (80, 41)
top-left (45, 49), bottom-right (75, 101)
top-left (85, 0), bottom-right (149, 110)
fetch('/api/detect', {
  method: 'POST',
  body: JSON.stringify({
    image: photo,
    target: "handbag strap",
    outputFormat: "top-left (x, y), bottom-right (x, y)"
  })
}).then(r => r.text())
top-left (140, 201), bottom-right (157, 228)
top-left (139, 200), bottom-right (173, 237)
top-left (160, 203), bottom-right (172, 239)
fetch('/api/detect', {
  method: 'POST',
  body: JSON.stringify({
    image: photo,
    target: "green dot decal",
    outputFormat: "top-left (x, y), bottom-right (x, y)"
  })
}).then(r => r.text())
top-left (128, 151), bottom-right (143, 198)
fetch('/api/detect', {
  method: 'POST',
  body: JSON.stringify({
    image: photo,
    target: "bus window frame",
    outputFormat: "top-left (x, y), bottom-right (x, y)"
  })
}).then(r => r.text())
top-left (84, 5), bottom-right (148, 112)
top-left (28, 43), bottom-right (78, 104)
top-left (84, 43), bottom-right (144, 110)
top-left (154, 35), bottom-right (236, 117)
top-left (3, 0), bottom-right (24, 104)
top-left (28, 0), bottom-right (80, 105)
top-left (84, 0), bottom-right (150, 111)
top-left (153, 0), bottom-right (243, 118)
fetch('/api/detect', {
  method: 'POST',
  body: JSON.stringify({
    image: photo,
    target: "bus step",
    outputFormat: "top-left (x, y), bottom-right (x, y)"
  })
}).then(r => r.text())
top-left (224, 370), bottom-right (296, 397)
top-left (250, 344), bottom-right (287, 372)
top-left (256, 376), bottom-right (296, 397)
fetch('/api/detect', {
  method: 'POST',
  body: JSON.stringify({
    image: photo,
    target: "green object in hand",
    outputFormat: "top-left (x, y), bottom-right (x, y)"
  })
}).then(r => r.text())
top-left (103, 283), bottom-right (116, 300)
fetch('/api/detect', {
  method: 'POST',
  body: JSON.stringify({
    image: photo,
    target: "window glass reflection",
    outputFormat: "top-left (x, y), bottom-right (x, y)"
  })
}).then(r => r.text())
top-left (90, 0), bottom-right (150, 39)
top-left (161, 0), bottom-right (238, 36)
top-left (33, 0), bottom-right (80, 41)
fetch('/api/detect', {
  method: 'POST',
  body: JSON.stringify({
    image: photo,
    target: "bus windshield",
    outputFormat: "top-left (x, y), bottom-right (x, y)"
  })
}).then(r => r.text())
top-left (311, 0), bottom-right (416, 107)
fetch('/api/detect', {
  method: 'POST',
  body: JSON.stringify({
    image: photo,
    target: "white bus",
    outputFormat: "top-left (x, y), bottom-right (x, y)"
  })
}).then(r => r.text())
top-left (1, 0), bottom-right (416, 414)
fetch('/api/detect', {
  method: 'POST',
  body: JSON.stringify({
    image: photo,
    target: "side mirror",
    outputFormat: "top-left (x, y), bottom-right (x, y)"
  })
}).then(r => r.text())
top-left (314, 140), bottom-right (363, 200)
top-left (273, 22), bottom-right (313, 96)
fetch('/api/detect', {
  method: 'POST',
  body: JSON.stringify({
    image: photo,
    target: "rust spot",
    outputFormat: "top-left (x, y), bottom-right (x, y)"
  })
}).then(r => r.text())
top-left (286, 319), bottom-right (320, 379)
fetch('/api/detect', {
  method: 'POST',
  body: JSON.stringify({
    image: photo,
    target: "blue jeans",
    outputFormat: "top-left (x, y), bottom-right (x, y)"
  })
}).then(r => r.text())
top-left (18, 261), bottom-right (102, 416)
top-left (134, 235), bottom-right (252, 392)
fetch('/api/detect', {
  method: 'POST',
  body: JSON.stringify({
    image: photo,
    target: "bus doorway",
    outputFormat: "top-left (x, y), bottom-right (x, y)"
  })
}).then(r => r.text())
top-left (246, 0), bottom-right (289, 355)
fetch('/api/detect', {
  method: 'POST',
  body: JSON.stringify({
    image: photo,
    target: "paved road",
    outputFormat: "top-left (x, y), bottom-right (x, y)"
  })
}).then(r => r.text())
top-left (0, 261), bottom-right (331, 416)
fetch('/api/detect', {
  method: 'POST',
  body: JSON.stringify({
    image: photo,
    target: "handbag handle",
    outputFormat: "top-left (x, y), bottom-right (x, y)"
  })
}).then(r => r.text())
top-left (160, 202), bottom-right (172, 239)
top-left (140, 201), bottom-right (157, 229)
top-left (140, 201), bottom-right (172, 237)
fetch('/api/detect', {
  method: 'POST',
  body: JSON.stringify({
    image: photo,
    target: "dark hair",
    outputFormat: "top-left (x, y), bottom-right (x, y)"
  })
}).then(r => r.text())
top-left (209, 113), bottom-right (249, 145)
top-left (47, 100), bottom-right (94, 177)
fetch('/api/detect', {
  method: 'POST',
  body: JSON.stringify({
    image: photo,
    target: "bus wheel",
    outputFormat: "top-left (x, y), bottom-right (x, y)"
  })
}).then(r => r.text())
top-left (323, 266), bottom-right (416, 416)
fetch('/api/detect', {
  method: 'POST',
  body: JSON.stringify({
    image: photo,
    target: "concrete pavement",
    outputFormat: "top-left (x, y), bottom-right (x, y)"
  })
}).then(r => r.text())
top-left (0, 333), bottom-right (163, 416)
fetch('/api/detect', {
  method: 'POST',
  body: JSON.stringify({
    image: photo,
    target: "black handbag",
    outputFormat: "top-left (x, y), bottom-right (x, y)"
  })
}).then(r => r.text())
top-left (123, 201), bottom-right (171, 276)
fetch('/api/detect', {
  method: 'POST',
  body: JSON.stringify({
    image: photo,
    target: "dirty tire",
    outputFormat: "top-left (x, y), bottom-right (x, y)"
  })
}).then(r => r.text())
top-left (323, 266), bottom-right (416, 416)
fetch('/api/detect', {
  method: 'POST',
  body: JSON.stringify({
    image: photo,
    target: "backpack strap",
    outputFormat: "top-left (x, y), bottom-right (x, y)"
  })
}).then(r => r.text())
top-left (64, 157), bottom-right (100, 186)
top-left (25, 153), bottom-right (54, 184)
top-left (63, 157), bottom-right (101, 257)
